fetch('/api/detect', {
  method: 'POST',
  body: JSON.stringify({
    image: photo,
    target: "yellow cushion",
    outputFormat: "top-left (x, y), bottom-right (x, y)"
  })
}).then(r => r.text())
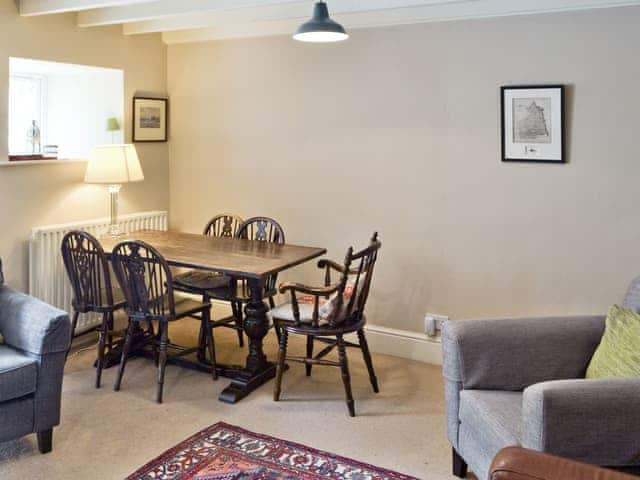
top-left (586, 305), bottom-right (640, 379)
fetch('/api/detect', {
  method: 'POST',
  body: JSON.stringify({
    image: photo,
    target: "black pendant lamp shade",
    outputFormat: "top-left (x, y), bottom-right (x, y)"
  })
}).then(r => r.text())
top-left (293, 1), bottom-right (349, 43)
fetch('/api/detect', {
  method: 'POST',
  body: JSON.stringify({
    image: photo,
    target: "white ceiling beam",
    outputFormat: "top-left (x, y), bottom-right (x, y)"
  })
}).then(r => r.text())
top-left (19, 0), bottom-right (155, 16)
top-left (78, 0), bottom-right (304, 27)
top-left (124, 0), bottom-right (466, 35)
top-left (162, 18), bottom-right (303, 44)
top-left (161, 0), bottom-right (640, 43)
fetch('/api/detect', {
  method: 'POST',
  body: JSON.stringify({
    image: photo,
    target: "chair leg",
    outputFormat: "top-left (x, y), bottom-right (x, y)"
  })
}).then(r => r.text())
top-left (37, 429), bottom-right (53, 454)
top-left (65, 310), bottom-right (80, 360)
top-left (197, 294), bottom-right (210, 363)
top-left (233, 302), bottom-right (244, 347)
top-left (305, 335), bottom-right (314, 377)
top-left (357, 329), bottom-right (379, 393)
top-left (268, 296), bottom-right (276, 309)
top-left (273, 322), bottom-right (282, 343)
top-left (273, 329), bottom-right (288, 401)
top-left (114, 320), bottom-right (135, 391)
top-left (157, 322), bottom-right (169, 404)
top-left (202, 309), bottom-right (218, 380)
top-left (107, 311), bottom-right (115, 353)
top-left (452, 448), bottom-right (468, 478)
top-left (146, 320), bottom-right (159, 366)
top-left (95, 312), bottom-right (109, 389)
top-left (337, 335), bottom-right (355, 417)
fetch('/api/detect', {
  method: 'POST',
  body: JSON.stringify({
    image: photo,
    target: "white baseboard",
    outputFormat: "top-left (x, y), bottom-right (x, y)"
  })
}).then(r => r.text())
top-left (362, 324), bottom-right (442, 366)
top-left (209, 299), bottom-right (442, 366)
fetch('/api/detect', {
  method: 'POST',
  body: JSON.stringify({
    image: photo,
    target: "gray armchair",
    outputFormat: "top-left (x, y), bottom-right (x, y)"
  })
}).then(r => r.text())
top-left (0, 261), bottom-right (70, 453)
top-left (442, 277), bottom-right (640, 480)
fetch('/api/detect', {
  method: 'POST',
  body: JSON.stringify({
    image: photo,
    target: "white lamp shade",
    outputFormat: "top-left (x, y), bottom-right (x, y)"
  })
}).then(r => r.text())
top-left (85, 144), bottom-right (144, 185)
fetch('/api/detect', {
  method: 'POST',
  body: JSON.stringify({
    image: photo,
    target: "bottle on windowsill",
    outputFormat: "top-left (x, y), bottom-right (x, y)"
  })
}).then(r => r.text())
top-left (26, 120), bottom-right (41, 154)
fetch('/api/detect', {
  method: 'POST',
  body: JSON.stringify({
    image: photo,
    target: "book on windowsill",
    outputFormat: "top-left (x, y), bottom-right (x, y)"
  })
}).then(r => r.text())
top-left (9, 153), bottom-right (58, 162)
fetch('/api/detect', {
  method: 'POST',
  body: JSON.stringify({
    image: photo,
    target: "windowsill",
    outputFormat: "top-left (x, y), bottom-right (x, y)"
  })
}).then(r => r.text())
top-left (0, 158), bottom-right (88, 166)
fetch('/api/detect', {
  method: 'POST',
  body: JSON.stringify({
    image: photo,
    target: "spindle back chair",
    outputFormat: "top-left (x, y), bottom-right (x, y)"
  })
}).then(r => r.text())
top-left (236, 216), bottom-right (286, 244)
top-left (203, 213), bottom-right (244, 238)
top-left (111, 240), bottom-right (217, 403)
top-left (172, 214), bottom-right (246, 348)
top-left (206, 216), bottom-right (286, 340)
top-left (61, 230), bottom-right (124, 387)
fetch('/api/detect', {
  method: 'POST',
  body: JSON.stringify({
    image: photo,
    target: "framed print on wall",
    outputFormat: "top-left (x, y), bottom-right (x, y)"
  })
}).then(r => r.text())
top-left (133, 97), bottom-right (168, 142)
top-left (501, 85), bottom-right (565, 163)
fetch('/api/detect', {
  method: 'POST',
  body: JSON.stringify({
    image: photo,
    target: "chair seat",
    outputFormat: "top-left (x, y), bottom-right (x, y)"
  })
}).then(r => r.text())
top-left (0, 345), bottom-right (38, 402)
top-left (173, 270), bottom-right (231, 293)
top-left (206, 282), bottom-right (277, 303)
top-left (269, 302), bottom-right (328, 325)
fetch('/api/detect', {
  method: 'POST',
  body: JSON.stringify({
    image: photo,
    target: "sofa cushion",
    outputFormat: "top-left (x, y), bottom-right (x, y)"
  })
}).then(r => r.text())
top-left (0, 345), bottom-right (38, 402)
top-left (459, 390), bottom-right (523, 470)
top-left (586, 305), bottom-right (640, 379)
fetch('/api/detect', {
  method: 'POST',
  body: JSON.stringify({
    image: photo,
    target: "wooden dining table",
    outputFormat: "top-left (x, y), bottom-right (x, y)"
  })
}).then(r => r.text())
top-left (100, 229), bottom-right (326, 404)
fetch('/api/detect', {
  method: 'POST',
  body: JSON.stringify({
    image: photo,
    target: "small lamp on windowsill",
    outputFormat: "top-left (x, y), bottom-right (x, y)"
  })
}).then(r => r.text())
top-left (84, 145), bottom-right (144, 237)
top-left (106, 117), bottom-right (121, 144)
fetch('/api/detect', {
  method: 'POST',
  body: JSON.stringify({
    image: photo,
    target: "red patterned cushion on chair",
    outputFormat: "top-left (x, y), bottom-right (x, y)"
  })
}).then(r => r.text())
top-left (318, 275), bottom-right (360, 321)
top-left (270, 276), bottom-right (362, 324)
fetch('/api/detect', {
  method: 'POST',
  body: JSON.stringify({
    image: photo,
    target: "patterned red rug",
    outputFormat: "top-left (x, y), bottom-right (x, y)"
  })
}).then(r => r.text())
top-left (126, 422), bottom-right (418, 480)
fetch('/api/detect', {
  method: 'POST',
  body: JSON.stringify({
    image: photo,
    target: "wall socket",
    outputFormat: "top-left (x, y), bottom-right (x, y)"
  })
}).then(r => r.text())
top-left (424, 313), bottom-right (448, 337)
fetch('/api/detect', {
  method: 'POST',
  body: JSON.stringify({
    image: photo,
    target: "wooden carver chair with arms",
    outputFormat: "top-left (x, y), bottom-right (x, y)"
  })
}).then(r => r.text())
top-left (271, 232), bottom-right (381, 416)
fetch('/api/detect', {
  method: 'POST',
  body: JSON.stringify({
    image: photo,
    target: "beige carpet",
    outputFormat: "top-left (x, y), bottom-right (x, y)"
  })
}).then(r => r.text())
top-left (0, 304), bottom-right (455, 480)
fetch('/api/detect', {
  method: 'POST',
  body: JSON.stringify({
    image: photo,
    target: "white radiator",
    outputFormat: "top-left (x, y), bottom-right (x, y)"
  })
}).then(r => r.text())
top-left (29, 210), bottom-right (168, 334)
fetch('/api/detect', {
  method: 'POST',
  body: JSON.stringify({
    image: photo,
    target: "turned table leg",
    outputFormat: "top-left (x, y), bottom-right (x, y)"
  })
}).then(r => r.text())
top-left (218, 277), bottom-right (277, 403)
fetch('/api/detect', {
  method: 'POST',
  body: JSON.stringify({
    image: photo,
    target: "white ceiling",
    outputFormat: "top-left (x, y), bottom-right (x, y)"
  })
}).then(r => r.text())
top-left (18, 0), bottom-right (640, 44)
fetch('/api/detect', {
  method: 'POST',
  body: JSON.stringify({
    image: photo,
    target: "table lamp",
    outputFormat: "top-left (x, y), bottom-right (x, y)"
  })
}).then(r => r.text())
top-left (106, 117), bottom-right (121, 144)
top-left (85, 145), bottom-right (144, 237)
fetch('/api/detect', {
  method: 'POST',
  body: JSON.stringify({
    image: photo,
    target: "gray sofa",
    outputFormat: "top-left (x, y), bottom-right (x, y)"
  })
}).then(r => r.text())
top-left (0, 259), bottom-right (70, 453)
top-left (442, 278), bottom-right (640, 480)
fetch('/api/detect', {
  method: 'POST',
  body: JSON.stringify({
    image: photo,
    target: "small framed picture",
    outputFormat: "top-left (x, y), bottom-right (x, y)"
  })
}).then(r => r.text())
top-left (501, 85), bottom-right (565, 163)
top-left (133, 97), bottom-right (168, 142)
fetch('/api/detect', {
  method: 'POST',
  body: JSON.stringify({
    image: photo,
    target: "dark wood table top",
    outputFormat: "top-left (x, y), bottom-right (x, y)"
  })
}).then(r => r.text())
top-left (100, 230), bottom-right (327, 280)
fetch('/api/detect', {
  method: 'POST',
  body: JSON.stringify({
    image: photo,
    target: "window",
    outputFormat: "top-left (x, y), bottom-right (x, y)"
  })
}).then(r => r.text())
top-left (9, 74), bottom-right (46, 154)
top-left (7, 57), bottom-right (124, 162)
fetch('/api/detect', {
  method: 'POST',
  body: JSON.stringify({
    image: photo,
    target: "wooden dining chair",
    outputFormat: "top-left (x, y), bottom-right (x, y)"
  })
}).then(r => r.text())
top-left (205, 216), bottom-right (286, 340)
top-left (172, 214), bottom-right (245, 347)
top-left (111, 240), bottom-right (217, 403)
top-left (271, 233), bottom-right (381, 417)
top-left (61, 230), bottom-right (125, 388)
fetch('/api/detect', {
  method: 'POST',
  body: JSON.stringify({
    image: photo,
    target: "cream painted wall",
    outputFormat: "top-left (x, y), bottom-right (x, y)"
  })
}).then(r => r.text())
top-left (167, 6), bottom-right (640, 332)
top-left (0, 1), bottom-right (168, 291)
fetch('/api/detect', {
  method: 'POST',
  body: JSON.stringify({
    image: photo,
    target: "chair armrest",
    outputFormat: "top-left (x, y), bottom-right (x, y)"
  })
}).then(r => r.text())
top-left (0, 287), bottom-right (71, 355)
top-left (279, 282), bottom-right (340, 297)
top-left (442, 316), bottom-right (605, 391)
top-left (490, 447), bottom-right (638, 480)
top-left (317, 259), bottom-right (346, 273)
top-left (523, 379), bottom-right (640, 466)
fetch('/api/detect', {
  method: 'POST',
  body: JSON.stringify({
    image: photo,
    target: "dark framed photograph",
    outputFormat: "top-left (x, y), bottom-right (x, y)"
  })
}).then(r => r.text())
top-left (501, 85), bottom-right (565, 163)
top-left (133, 97), bottom-right (168, 142)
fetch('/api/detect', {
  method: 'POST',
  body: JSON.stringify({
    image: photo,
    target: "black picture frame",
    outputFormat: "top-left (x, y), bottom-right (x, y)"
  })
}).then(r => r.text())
top-left (501, 85), bottom-right (565, 163)
top-left (132, 97), bottom-right (168, 143)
